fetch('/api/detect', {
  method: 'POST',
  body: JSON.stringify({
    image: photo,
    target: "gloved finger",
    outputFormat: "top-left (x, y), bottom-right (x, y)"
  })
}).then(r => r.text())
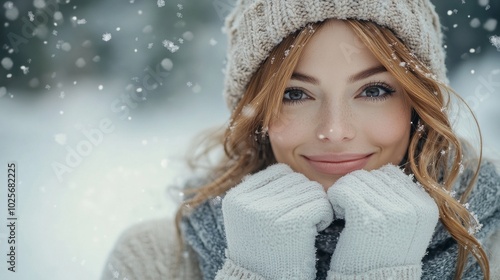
top-left (328, 172), bottom-right (388, 221)
top-left (234, 172), bottom-right (320, 209)
top-left (374, 165), bottom-right (439, 241)
top-left (377, 165), bottom-right (432, 201)
top-left (376, 165), bottom-right (439, 218)
top-left (280, 196), bottom-right (334, 231)
top-left (235, 163), bottom-right (293, 195)
top-left (253, 179), bottom-right (328, 217)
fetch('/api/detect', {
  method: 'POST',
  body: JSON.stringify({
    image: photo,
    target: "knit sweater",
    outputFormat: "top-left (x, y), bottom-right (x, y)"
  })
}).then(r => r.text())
top-left (101, 162), bottom-right (500, 280)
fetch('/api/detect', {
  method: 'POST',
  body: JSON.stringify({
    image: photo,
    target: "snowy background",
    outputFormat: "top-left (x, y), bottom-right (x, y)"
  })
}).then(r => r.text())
top-left (0, 0), bottom-right (499, 279)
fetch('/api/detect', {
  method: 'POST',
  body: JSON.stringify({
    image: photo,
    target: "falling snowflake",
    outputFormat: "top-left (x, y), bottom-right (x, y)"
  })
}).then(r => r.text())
top-left (160, 58), bottom-right (173, 71)
top-left (0, 87), bottom-right (7, 97)
top-left (192, 84), bottom-right (201, 93)
top-left (483, 18), bottom-right (497, 32)
top-left (478, 0), bottom-right (489, 6)
top-left (54, 133), bottom-right (67, 145)
top-left (470, 18), bottom-right (481, 28)
top-left (490, 35), bottom-right (500, 51)
top-left (20, 65), bottom-right (29, 74)
top-left (28, 11), bottom-right (35, 21)
top-left (75, 58), bottom-right (86, 68)
top-left (182, 31), bottom-right (194, 41)
top-left (4, 2), bottom-right (19, 21)
top-left (1, 57), bottom-right (13, 70)
top-left (33, 0), bottom-right (46, 9)
top-left (242, 105), bottom-right (256, 118)
top-left (102, 33), bottom-right (112, 42)
top-left (53, 11), bottom-right (63, 21)
top-left (162, 40), bottom-right (179, 53)
top-left (157, 0), bottom-right (165, 7)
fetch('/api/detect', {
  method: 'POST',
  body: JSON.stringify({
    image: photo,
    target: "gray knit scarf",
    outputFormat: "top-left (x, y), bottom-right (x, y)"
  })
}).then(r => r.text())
top-left (181, 162), bottom-right (500, 280)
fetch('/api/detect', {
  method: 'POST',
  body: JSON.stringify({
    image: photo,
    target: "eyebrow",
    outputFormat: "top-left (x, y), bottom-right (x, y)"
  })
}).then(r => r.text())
top-left (291, 65), bottom-right (388, 85)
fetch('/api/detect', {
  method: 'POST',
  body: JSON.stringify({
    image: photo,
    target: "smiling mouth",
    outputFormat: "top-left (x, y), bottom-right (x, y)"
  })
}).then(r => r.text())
top-left (303, 153), bottom-right (373, 175)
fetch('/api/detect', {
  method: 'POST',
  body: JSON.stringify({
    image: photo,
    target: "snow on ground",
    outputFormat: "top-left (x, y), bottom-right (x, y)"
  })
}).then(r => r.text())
top-left (0, 78), bottom-right (228, 279)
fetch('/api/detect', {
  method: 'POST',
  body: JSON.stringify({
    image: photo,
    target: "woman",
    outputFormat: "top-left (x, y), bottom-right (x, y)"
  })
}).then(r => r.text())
top-left (101, 0), bottom-right (500, 279)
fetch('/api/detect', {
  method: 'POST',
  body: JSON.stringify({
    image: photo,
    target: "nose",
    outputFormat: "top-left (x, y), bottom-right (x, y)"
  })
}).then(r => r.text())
top-left (315, 101), bottom-right (356, 142)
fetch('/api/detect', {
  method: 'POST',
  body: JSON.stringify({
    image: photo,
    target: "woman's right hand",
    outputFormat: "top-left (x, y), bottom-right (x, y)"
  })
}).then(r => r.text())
top-left (219, 163), bottom-right (333, 279)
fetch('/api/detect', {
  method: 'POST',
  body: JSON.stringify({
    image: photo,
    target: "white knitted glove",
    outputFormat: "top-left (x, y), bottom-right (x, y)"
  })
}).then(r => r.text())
top-left (327, 164), bottom-right (439, 279)
top-left (217, 163), bottom-right (333, 280)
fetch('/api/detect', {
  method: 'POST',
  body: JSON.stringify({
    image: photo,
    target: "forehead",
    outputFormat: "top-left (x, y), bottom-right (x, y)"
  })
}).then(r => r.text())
top-left (294, 20), bottom-right (381, 77)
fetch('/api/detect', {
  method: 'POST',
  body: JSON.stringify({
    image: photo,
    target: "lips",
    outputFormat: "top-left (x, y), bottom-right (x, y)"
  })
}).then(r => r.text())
top-left (303, 153), bottom-right (373, 175)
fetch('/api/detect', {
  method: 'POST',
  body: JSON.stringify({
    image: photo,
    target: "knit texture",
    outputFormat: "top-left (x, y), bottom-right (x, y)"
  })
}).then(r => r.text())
top-left (215, 258), bottom-right (266, 280)
top-left (100, 162), bottom-right (500, 279)
top-left (223, 0), bottom-right (447, 110)
top-left (327, 265), bottom-right (421, 280)
top-left (219, 164), bottom-right (333, 279)
top-left (181, 161), bottom-right (500, 280)
top-left (100, 218), bottom-right (202, 280)
top-left (326, 165), bottom-right (439, 276)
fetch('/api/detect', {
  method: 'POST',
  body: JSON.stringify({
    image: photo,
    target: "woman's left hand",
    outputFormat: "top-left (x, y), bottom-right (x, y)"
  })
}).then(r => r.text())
top-left (326, 164), bottom-right (439, 279)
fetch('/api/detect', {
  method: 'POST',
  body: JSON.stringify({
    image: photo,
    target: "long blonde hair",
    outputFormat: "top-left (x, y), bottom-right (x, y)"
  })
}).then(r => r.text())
top-left (176, 19), bottom-right (489, 279)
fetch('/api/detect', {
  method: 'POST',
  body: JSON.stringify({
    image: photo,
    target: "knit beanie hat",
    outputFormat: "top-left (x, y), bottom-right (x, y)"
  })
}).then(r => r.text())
top-left (223, 0), bottom-right (448, 111)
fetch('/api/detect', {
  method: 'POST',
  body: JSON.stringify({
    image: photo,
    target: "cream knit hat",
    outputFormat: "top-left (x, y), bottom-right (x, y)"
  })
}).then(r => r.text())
top-left (223, 0), bottom-right (448, 110)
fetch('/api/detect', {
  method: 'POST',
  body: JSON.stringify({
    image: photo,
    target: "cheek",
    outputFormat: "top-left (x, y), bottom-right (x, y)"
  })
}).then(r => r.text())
top-left (363, 103), bottom-right (411, 148)
top-left (268, 114), bottom-right (310, 161)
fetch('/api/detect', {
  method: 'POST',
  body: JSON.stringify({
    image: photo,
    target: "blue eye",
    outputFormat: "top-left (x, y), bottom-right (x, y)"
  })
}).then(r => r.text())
top-left (283, 88), bottom-right (310, 104)
top-left (359, 82), bottom-right (395, 100)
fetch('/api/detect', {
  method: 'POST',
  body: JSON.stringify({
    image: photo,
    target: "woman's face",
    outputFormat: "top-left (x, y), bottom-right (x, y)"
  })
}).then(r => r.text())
top-left (268, 20), bottom-right (412, 190)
